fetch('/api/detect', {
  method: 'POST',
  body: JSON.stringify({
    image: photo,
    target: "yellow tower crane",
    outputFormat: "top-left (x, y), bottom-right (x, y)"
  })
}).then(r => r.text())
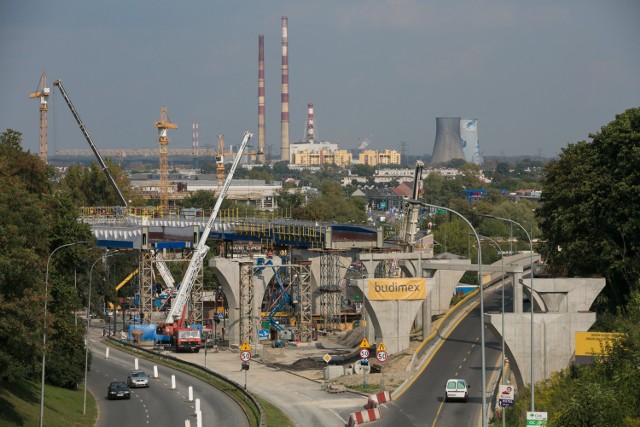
top-left (214, 134), bottom-right (264, 186)
top-left (155, 105), bottom-right (177, 214)
top-left (28, 72), bottom-right (51, 163)
top-left (216, 134), bottom-right (225, 186)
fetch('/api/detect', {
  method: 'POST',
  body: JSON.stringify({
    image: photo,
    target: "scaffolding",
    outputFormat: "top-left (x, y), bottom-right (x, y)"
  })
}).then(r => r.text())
top-left (294, 261), bottom-right (312, 342)
top-left (239, 262), bottom-right (254, 346)
top-left (319, 251), bottom-right (342, 332)
top-left (139, 250), bottom-right (154, 323)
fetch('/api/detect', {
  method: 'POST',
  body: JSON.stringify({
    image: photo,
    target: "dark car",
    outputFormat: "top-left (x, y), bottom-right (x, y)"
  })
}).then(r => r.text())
top-left (107, 381), bottom-right (131, 400)
top-left (127, 370), bottom-right (150, 388)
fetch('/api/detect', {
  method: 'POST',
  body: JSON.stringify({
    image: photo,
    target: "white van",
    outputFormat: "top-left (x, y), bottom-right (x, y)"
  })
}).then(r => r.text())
top-left (445, 378), bottom-right (470, 402)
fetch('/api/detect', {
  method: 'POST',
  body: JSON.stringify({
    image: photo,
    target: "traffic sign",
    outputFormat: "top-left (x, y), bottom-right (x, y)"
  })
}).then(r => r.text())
top-left (376, 350), bottom-right (388, 363)
top-left (359, 338), bottom-right (370, 348)
top-left (526, 412), bottom-right (548, 426)
top-left (360, 358), bottom-right (369, 366)
top-left (240, 340), bottom-right (252, 351)
top-left (360, 348), bottom-right (370, 359)
top-left (323, 354), bottom-right (332, 364)
top-left (376, 342), bottom-right (387, 352)
top-left (240, 351), bottom-right (252, 362)
top-left (498, 384), bottom-right (514, 407)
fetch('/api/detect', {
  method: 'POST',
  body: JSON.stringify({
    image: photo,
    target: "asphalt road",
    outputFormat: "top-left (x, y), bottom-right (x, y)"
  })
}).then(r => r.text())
top-left (87, 330), bottom-right (250, 427)
top-left (375, 279), bottom-right (513, 426)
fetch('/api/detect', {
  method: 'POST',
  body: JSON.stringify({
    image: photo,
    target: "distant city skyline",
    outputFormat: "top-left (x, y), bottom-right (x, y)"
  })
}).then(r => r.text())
top-left (1, 1), bottom-right (639, 160)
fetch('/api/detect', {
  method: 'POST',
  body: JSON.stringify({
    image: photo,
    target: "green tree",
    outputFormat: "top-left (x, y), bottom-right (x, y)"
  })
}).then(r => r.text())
top-left (60, 159), bottom-right (138, 206)
top-left (294, 181), bottom-right (366, 223)
top-left (538, 108), bottom-right (640, 311)
top-left (274, 188), bottom-right (305, 210)
top-left (0, 129), bottom-right (95, 388)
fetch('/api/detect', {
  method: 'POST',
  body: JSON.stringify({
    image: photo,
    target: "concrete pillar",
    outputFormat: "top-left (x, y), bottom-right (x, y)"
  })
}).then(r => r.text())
top-left (512, 272), bottom-right (523, 313)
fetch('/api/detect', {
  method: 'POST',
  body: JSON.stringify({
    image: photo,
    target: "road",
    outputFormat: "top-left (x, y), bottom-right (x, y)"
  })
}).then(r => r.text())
top-left (87, 329), bottom-right (250, 427)
top-left (374, 279), bottom-right (513, 426)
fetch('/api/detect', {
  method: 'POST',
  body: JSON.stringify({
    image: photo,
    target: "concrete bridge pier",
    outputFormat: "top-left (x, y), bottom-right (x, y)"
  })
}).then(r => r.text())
top-left (485, 277), bottom-right (605, 387)
top-left (209, 257), bottom-right (275, 350)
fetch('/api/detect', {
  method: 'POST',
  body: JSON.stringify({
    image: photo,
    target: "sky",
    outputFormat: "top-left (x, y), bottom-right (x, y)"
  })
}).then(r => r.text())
top-left (2, 1), bottom-right (639, 160)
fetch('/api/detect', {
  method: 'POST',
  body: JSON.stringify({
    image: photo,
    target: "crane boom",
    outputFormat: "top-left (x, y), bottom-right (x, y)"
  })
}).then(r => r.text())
top-left (53, 80), bottom-right (128, 207)
top-left (165, 131), bottom-right (253, 323)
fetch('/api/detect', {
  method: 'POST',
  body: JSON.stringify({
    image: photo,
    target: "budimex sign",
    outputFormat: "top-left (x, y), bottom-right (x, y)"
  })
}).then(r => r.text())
top-left (368, 278), bottom-right (427, 301)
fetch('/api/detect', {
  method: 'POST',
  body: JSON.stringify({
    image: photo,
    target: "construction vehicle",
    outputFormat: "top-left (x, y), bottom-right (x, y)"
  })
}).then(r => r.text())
top-left (53, 80), bottom-right (128, 206)
top-left (156, 131), bottom-right (253, 351)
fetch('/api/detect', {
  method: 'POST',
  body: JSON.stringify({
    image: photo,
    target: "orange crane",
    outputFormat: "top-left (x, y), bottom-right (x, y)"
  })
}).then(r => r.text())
top-left (155, 106), bottom-right (178, 213)
top-left (28, 72), bottom-right (51, 163)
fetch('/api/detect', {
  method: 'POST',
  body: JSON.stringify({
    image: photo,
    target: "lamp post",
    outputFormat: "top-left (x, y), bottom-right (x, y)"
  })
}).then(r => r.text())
top-left (41, 241), bottom-right (88, 427)
top-left (421, 203), bottom-right (487, 427)
top-left (481, 214), bottom-right (535, 411)
top-left (480, 235), bottom-right (506, 427)
top-left (84, 250), bottom-right (118, 415)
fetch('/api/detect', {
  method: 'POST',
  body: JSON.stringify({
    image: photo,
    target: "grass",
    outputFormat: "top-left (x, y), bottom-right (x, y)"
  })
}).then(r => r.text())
top-left (255, 396), bottom-right (296, 427)
top-left (0, 379), bottom-right (97, 427)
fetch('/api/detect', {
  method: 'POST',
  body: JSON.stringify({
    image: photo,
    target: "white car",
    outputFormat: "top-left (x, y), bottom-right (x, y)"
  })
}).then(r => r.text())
top-left (445, 378), bottom-right (470, 402)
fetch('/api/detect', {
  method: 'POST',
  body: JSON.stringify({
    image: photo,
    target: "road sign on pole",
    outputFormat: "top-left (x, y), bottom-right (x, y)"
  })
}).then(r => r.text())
top-left (376, 350), bottom-right (388, 363)
top-left (240, 351), bottom-right (251, 362)
top-left (526, 412), bottom-right (548, 426)
top-left (360, 348), bottom-right (370, 359)
top-left (359, 338), bottom-right (370, 348)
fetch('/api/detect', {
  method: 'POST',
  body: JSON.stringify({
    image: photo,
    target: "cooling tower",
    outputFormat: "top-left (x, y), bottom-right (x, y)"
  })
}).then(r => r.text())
top-left (431, 117), bottom-right (465, 164)
top-left (460, 119), bottom-right (483, 165)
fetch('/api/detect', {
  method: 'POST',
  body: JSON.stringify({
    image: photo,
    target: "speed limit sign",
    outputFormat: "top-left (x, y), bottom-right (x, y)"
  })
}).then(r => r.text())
top-left (240, 351), bottom-right (252, 362)
top-left (376, 350), bottom-right (388, 363)
top-left (360, 348), bottom-right (370, 359)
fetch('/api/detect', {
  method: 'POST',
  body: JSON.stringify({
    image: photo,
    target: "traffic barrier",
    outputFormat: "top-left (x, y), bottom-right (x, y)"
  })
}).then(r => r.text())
top-left (367, 390), bottom-right (392, 408)
top-left (347, 408), bottom-right (381, 426)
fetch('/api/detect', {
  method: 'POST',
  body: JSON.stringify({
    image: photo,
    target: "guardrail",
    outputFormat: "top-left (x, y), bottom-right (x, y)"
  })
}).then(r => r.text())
top-left (106, 337), bottom-right (266, 427)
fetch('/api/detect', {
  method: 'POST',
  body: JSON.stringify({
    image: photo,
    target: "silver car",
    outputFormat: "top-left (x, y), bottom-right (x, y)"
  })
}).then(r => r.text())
top-left (127, 370), bottom-right (150, 388)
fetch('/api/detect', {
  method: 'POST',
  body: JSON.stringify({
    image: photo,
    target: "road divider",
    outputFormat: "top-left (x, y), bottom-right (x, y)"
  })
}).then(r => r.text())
top-left (348, 408), bottom-right (381, 426)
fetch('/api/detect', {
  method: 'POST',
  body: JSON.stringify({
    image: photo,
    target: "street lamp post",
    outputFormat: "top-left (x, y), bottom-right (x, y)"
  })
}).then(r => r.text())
top-left (41, 241), bottom-right (88, 427)
top-left (421, 203), bottom-right (487, 427)
top-left (481, 214), bottom-right (535, 411)
top-left (85, 250), bottom-right (118, 415)
top-left (480, 235), bottom-right (506, 427)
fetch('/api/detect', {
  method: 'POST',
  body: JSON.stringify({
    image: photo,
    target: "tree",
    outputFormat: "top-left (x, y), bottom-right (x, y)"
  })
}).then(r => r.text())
top-left (59, 159), bottom-right (139, 206)
top-left (0, 129), bottom-right (95, 388)
top-left (538, 108), bottom-right (640, 312)
top-left (274, 188), bottom-right (305, 210)
top-left (294, 181), bottom-right (366, 223)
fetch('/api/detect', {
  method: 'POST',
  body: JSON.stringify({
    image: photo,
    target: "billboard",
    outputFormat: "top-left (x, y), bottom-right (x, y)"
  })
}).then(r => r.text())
top-left (575, 332), bottom-right (624, 356)
top-left (368, 278), bottom-right (427, 301)
top-left (460, 119), bottom-right (483, 165)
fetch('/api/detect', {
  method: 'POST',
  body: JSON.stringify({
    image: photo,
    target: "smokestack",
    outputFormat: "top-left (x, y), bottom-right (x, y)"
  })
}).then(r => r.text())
top-left (431, 117), bottom-right (465, 164)
top-left (280, 16), bottom-right (290, 162)
top-left (192, 121), bottom-right (198, 156)
top-left (305, 103), bottom-right (315, 143)
top-left (258, 34), bottom-right (266, 163)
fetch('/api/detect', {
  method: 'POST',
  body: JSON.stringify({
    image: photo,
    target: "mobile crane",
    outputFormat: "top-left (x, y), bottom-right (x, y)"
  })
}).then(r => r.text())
top-left (53, 80), bottom-right (128, 207)
top-left (157, 131), bottom-right (253, 352)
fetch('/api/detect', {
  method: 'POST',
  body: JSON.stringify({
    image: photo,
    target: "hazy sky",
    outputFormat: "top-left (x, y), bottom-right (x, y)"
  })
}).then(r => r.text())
top-left (2, 1), bottom-right (639, 160)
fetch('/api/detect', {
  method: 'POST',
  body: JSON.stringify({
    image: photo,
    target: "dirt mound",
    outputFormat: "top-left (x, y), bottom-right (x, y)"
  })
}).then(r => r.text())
top-left (337, 326), bottom-right (364, 348)
top-left (269, 358), bottom-right (326, 371)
